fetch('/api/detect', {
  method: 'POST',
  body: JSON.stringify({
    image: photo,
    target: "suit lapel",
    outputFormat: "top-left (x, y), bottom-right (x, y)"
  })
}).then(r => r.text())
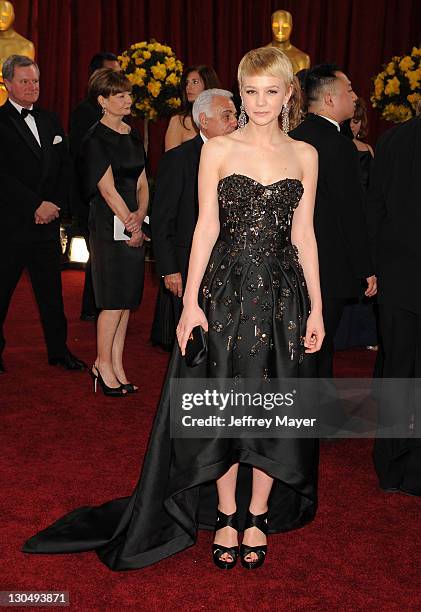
top-left (192, 134), bottom-right (204, 156)
top-left (191, 135), bottom-right (203, 217)
top-left (5, 101), bottom-right (42, 160)
top-left (35, 112), bottom-right (53, 183)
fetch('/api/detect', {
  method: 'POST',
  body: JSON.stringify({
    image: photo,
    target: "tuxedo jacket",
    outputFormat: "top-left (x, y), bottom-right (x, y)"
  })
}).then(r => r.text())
top-left (151, 134), bottom-right (203, 278)
top-left (69, 98), bottom-right (101, 229)
top-left (367, 116), bottom-right (421, 314)
top-left (290, 113), bottom-right (374, 299)
top-left (69, 98), bottom-right (101, 159)
top-left (0, 100), bottom-right (70, 243)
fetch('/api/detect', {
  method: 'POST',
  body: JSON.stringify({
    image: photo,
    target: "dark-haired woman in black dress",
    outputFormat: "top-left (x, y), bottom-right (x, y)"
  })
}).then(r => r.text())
top-left (80, 68), bottom-right (149, 396)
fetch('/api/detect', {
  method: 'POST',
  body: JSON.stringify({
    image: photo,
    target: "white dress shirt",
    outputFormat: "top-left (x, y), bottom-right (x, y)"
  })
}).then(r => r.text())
top-left (9, 98), bottom-right (41, 146)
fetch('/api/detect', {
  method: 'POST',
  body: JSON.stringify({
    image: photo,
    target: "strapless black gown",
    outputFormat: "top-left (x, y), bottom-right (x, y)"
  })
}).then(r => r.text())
top-left (23, 174), bottom-right (319, 570)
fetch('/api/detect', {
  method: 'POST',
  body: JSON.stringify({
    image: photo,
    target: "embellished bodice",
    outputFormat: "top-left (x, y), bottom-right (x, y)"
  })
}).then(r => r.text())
top-left (200, 173), bottom-right (309, 376)
top-left (217, 174), bottom-right (304, 258)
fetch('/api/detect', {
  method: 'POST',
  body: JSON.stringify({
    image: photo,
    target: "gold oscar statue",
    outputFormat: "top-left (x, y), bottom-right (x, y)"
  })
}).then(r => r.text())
top-left (267, 10), bottom-right (310, 74)
top-left (0, 0), bottom-right (35, 105)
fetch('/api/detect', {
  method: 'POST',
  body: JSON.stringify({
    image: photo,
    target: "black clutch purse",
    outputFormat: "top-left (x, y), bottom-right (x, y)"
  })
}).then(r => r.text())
top-left (185, 326), bottom-right (208, 367)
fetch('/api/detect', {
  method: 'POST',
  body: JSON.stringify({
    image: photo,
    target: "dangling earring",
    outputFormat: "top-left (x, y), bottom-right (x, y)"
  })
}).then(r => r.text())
top-left (238, 102), bottom-right (248, 129)
top-left (281, 104), bottom-right (290, 134)
top-left (101, 106), bottom-right (106, 115)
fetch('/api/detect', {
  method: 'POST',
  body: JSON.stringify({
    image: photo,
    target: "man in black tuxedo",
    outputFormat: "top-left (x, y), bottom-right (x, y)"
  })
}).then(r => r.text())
top-left (290, 64), bottom-right (376, 379)
top-left (0, 55), bottom-right (85, 373)
top-left (151, 88), bottom-right (237, 325)
top-left (70, 52), bottom-right (120, 156)
top-left (69, 52), bottom-right (120, 321)
top-left (367, 108), bottom-right (421, 495)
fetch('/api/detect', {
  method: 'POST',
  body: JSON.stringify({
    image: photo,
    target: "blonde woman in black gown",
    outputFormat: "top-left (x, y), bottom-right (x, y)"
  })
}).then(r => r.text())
top-left (23, 49), bottom-right (324, 571)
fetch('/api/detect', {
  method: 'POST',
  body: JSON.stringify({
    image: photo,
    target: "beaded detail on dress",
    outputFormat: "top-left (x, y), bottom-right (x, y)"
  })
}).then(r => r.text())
top-left (217, 174), bottom-right (304, 257)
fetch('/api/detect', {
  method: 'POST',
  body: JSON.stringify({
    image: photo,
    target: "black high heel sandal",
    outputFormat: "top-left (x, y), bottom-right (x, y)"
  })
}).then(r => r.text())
top-left (212, 510), bottom-right (239, 570)
top-left (90, 366), bottom-right (126, 397)
top-left (240, 510), bottom-right (268, 570)
top-left (117, 381), bottom-right (138, 394)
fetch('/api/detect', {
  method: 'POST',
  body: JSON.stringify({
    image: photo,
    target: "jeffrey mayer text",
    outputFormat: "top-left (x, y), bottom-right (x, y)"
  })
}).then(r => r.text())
top-left (181, 415), bottom-right (317, 428)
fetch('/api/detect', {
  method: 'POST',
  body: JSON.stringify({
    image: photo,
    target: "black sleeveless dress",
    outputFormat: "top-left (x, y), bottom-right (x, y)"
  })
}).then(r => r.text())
top-left (81, 122), bottom-right (146, 310)
top-left (23, 174), bottom-right (319, 570)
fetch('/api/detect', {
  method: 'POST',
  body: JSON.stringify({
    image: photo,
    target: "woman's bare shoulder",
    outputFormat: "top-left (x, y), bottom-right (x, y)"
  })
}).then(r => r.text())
top-left (289, 137), bottom-right (318, 162)
top-left (169, 113), bottom-right (185, 124)
top-left (203, 132), bottom-right (239, 153)
top-left (200, 135), bottom-right (239, 175)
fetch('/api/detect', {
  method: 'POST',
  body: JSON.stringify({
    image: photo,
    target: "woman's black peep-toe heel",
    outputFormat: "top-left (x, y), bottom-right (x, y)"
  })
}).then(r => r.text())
top-left (117, 381), bottom-right (138, 394)
top-left (240, 510), bottom-right (268, 570)
top-left (212, 510), bottom-right (239, 570)
top-left (90, 365), bottom-right (126, 397)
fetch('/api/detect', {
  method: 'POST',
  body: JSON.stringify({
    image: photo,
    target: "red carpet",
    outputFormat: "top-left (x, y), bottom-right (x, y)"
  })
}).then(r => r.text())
top-left (1, 267), bottom-right (420, 611)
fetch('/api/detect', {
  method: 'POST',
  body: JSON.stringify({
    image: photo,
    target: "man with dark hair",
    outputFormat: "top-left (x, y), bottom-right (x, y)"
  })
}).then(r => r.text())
top-left (290, 64), bottom-right (376, 379)
top-left (71, 52), bottom-right (120, 153)
top-left (88, 52), bottom-right (119, 76)
top-left (367, 110), bottom-right (421, 496)
top-left (69, 52), bottom-right (120, 321)
top-left (0, 55), bottom-right (85, 373)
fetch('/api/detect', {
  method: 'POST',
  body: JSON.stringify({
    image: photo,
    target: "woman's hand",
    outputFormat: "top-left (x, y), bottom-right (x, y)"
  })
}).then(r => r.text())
top-left (176, 303), bottom-right (208, 356)
top-left (303, 310), bottom-right (325, 353)
top-left (124, 211), bottom-right (142, 234)
top-left (365, 275), bottom-right (377, 298)
top-left (126, 230), bottom-right (150, 248)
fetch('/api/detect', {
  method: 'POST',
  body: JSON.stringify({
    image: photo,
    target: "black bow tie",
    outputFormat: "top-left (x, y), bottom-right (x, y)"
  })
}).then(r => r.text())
top-left (21, 107), bottom-right (36, 118)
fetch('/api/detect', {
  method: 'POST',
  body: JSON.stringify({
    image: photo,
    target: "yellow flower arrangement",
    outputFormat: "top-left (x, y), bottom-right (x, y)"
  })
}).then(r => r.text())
top-left (151, 62), bottom-right (167, 81)
top-left (382, 103), bottom-right (413, 122)
top-left (384, 76), bottom-right (400, 96)
top-left (406, 69), bottom-right (420, 91)
top-left (147, 79), bottom-right (162, 98)
top-left (407, 92), bottom-right (421, 107)
top-left (371, 47), bottom-right (421, 122)
top-left (118, 39), bottom-right (183, 121)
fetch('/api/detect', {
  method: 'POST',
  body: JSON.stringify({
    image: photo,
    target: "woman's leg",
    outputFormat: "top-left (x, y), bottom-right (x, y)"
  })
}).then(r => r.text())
top-left (111, 309), bottom-right (133, 385)
top-left (243, 468), bottom-right (273, 562)
top-left (95, 309), bottom-right (124, 388)
top-left (214, 463), bottom-right (239, 561)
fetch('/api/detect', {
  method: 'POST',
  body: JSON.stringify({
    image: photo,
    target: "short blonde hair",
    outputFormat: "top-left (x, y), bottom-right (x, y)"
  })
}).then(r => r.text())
top-left (238, 47), bottom-right (303, 130)
top-left (237, 47), bottom-right (293, 90)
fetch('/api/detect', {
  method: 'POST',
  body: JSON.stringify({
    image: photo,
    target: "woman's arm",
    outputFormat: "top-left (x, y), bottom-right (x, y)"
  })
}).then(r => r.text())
top-left (176, 138), bottom-right (223, 354)
top-left (164, 115), bottom-right (183, 151)
top-left (97, 166), bottom-right (135, 227)
top-left (136, 168), bottom-right (149, 222)
top-left (125, 168), bottom-right (150, 248)
top-left (291, 142), bottom-right (324, 352)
